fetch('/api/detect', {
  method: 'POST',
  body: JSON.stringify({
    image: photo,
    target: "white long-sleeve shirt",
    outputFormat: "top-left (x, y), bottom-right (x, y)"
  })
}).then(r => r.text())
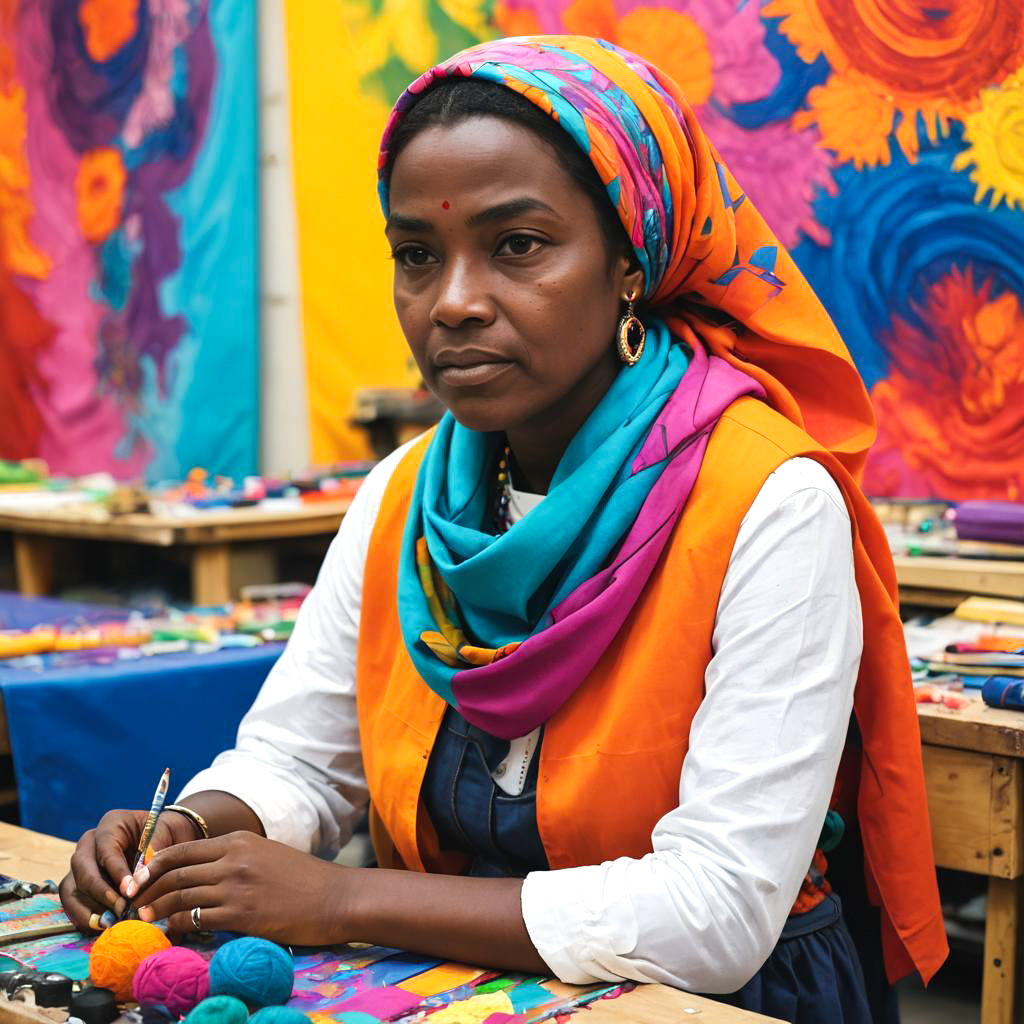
top-left (180, 439), bottom-right (862, 993)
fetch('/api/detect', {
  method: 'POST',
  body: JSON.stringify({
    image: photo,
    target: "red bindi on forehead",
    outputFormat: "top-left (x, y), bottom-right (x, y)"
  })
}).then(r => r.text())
top-left (441, 200), bottom-right (450, 210)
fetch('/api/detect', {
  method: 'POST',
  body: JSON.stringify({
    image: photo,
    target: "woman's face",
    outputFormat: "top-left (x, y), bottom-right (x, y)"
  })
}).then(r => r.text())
top-left (386, 116), bottom-right (643, 434)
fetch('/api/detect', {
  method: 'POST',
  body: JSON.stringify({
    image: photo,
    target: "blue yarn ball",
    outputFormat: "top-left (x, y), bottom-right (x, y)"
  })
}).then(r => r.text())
top-left (249, 1007), bottom-right (309, 1024)
top-left (208, 939), bottom-right (293, 1009)
top-left (183, 995), bottom-right (249, 1024)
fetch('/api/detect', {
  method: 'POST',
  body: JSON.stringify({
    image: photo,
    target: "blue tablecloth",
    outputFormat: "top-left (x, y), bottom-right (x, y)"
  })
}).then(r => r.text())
top-left (0, 593), bottom-right (281, 841)
top-left (0, 592), bottom-right (131, 630)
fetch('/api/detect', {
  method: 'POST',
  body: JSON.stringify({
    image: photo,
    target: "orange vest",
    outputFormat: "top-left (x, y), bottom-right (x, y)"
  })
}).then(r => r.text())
top-left (356, 397), bottom-right (948, 984)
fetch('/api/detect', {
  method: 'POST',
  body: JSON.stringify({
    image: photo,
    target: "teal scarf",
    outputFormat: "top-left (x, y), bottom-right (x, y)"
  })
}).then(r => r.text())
top-left (397, 322), bottom-right (689, 705)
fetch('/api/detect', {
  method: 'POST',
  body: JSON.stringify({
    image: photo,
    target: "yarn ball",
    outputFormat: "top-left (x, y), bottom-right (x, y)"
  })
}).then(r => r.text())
top-left (132, 947), bottom-right (210, 1016)
top-left (90, 920), bottom-right (171, 1002)
top-left (208, 938), bottom-right (293, 1009)
top-left (183, 995), bottom-right (249, 1024)
top-left (249, 1008), bottom-right (309, 1024)
top-left (140, 1005), bottom-right (175, 1024)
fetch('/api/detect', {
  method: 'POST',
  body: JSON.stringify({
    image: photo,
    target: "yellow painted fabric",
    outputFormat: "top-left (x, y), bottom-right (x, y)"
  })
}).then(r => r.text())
top-left (283, 1), bottom-right (430, 461)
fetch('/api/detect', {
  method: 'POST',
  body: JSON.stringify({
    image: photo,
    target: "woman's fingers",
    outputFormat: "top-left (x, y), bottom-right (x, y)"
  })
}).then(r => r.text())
top-left (133, 837), bottom-right (226, 903)
top-left (121, 816), bottom-right (187, 898)
top-left (59, 871), bottom-right (108, 930)
top-left (61, 808), bottom-right (200, 927)
top-left (93, 811), bottom-right (146, 898)
top-left (146, 815), bottom-right (192, 856)
top-left (68, 830), bottom-right (126, 916)
top-left (137, 882), bottom-right (222, 928)
top-left (165, 898), bottom-right (231, 937)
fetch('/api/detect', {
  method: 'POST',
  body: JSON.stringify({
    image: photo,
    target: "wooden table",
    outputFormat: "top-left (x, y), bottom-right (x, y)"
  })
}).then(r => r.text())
top-left (0, 502), bottom-right (349, 606)
top-left (0, 824), bottom-right (780, 1024)
top-left (919, 700), bottom-right (1024, 1024)
top-left (895, 554), bottom-right (1024, 608)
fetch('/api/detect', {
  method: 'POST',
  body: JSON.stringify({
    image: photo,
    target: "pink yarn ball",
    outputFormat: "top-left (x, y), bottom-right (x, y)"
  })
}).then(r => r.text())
top-left (132, 947), bottom-right (211, 1016)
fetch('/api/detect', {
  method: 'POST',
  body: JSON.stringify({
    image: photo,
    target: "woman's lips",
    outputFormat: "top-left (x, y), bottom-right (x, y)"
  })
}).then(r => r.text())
top-left (436, 361), bottom-right (514, 387)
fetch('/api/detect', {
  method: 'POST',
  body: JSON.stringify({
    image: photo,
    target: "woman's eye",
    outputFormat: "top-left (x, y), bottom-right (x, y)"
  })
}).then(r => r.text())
top-left (498, 234), bottom-right (543, 257)
top-left (394, 246), bottom-right (436, 269)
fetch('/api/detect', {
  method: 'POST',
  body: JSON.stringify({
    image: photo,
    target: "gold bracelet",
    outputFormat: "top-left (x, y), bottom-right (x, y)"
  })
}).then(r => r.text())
top-left (164, 804), bottom-right (210, 840)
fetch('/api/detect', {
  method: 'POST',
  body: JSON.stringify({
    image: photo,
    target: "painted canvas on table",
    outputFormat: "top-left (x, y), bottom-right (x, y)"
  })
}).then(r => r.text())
top-left (293, 0), bottom-right (1024, 498)
top-left (0, 0), bottom-right (258, 482)
top-left (4, 922), bottom-right (634, 1023)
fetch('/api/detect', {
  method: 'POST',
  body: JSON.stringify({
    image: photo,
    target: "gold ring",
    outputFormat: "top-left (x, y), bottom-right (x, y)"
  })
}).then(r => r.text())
top-left (89, 913), bottom-right (102, 931)
top-left (191, 906), bottom-right (202, 930)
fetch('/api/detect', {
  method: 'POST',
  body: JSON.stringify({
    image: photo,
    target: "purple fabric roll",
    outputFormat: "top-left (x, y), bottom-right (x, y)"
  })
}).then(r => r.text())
top-left (954, 501), bottom-right (1024, 545)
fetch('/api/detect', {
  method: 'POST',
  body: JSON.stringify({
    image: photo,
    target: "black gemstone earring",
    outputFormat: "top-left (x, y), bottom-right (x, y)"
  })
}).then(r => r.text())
top-left (616, 291), bottom-right (645, 366)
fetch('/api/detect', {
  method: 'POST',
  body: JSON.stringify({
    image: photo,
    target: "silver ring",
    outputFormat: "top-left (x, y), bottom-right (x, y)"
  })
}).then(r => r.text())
top-left (191, 905), bottom-right (202, 930)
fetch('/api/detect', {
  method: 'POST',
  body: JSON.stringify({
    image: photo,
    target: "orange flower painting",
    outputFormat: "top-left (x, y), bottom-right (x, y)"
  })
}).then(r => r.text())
top-left (864, 268), bottom-right (1024, 501)
top-left (766, 0), bottom-right (1024, 167)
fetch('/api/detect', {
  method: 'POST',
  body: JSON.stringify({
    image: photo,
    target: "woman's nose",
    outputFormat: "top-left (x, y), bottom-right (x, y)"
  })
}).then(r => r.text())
top-left (430, 258), bottom-right (495, 329)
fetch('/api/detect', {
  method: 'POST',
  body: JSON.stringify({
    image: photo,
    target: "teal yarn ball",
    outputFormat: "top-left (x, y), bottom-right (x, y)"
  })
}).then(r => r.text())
top-left (208, 939), bottom-right (293, 1009)
top-left (183, 995), bottom-right (249, 1024)
top-left (249, 1007), bottom-right (309, 1024)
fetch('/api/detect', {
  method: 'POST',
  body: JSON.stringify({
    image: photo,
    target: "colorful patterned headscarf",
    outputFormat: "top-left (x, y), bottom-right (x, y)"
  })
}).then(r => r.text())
top-left (380, 36), bottom-right (875, 738)
top-left (379, 35), bottom-right (876, 476)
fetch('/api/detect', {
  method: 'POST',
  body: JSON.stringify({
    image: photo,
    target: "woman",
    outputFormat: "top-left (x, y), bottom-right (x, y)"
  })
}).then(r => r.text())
top-left (61, 36), bottom-right (947, 1021)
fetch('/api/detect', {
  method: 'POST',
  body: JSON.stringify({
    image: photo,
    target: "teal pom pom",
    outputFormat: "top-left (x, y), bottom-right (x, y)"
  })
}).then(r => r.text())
top-left (249, 1007), bottom-right (309, 1024)
top-left (818, 810), bottom-right (845, 853)
top-left (208, 938), bottom-right (293, 1009)
top-left (183, 995), bottom-right (249, 1024)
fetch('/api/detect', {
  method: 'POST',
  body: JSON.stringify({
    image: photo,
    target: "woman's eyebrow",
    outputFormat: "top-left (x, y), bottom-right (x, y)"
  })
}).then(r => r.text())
top-left (466, 197), bottom-right (561, 226)
top-left (386, 197), bottom-right (561, 234)
top-left (386, 212), bottom-right (433, 233)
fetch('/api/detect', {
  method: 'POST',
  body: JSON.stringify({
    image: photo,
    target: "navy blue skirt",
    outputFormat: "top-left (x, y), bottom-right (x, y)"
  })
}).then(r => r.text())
top-left (716, 893), bottom-right (875, 1023)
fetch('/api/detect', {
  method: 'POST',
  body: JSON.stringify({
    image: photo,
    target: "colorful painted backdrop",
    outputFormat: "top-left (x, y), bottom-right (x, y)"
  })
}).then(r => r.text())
top-left (291, 0), bottom-right (1024, 499)
top-left (0, 0), bottom-right (258, 482)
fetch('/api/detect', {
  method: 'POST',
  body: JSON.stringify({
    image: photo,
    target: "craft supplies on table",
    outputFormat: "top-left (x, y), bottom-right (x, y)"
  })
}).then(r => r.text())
top-left (1, 915), bottom-right (635, 1024)
top-left (0, 592), bottom-right (305, 672)
top-left (981, 677), bottom-right (1024, 712)
top-left (0, 896), bottom-right (75, 944)
top-left (904, 596), bottom-right (1024, 703)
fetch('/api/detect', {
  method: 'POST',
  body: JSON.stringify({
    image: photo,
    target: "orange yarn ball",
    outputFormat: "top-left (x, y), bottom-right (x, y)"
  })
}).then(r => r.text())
top-left (90, 920), bottom-right (171, 1002)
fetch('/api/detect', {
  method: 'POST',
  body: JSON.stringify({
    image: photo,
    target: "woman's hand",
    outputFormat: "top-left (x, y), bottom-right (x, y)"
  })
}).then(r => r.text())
top-left (59, 809), bottom-right (198, 930)
top-left (132, 832), bottom-right (349, 946)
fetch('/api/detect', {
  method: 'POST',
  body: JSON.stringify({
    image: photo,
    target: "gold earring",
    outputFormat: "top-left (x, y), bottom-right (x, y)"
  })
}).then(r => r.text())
top-left (616, 292), bottom-right (645, 366)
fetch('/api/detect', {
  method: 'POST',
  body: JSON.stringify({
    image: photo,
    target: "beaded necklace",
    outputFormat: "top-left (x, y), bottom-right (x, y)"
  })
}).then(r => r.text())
top-left (493, 443), bottom-right (511, 534)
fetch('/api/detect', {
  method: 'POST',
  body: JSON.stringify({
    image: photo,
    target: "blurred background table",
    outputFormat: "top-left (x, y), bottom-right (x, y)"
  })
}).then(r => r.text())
top-left (0, 501), bottom-right (349, 606)
top-left (895, 555), bottom-right (1024, 609)
top-left (0, 591), bottom-right (282, 838)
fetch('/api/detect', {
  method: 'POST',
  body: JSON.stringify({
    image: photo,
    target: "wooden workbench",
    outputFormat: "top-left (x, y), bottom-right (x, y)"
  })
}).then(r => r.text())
top-left (895, 554), bottom-right (1024, 607)
top-left (919, 700), bottom-right (1024, 1024)
top-left (0, 501), bottom-right (349, 606)
top-left (0, 823), bottom-right (780, 1024)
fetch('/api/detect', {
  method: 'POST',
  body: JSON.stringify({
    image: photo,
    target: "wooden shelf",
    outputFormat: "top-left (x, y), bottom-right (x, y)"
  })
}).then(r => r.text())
top-left (894, 555), bottom-right (1024, 603)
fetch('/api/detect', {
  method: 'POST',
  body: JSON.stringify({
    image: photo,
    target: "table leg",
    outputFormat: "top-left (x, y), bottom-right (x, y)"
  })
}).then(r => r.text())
top-left (982, 875), bottom-right (1022, 1024)
top-left (12, 535), bottom-right (56, 596)
top-left (191, 544), bottom-right (232, 606)
top-left (228, 545), bottom-right (279, 597)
